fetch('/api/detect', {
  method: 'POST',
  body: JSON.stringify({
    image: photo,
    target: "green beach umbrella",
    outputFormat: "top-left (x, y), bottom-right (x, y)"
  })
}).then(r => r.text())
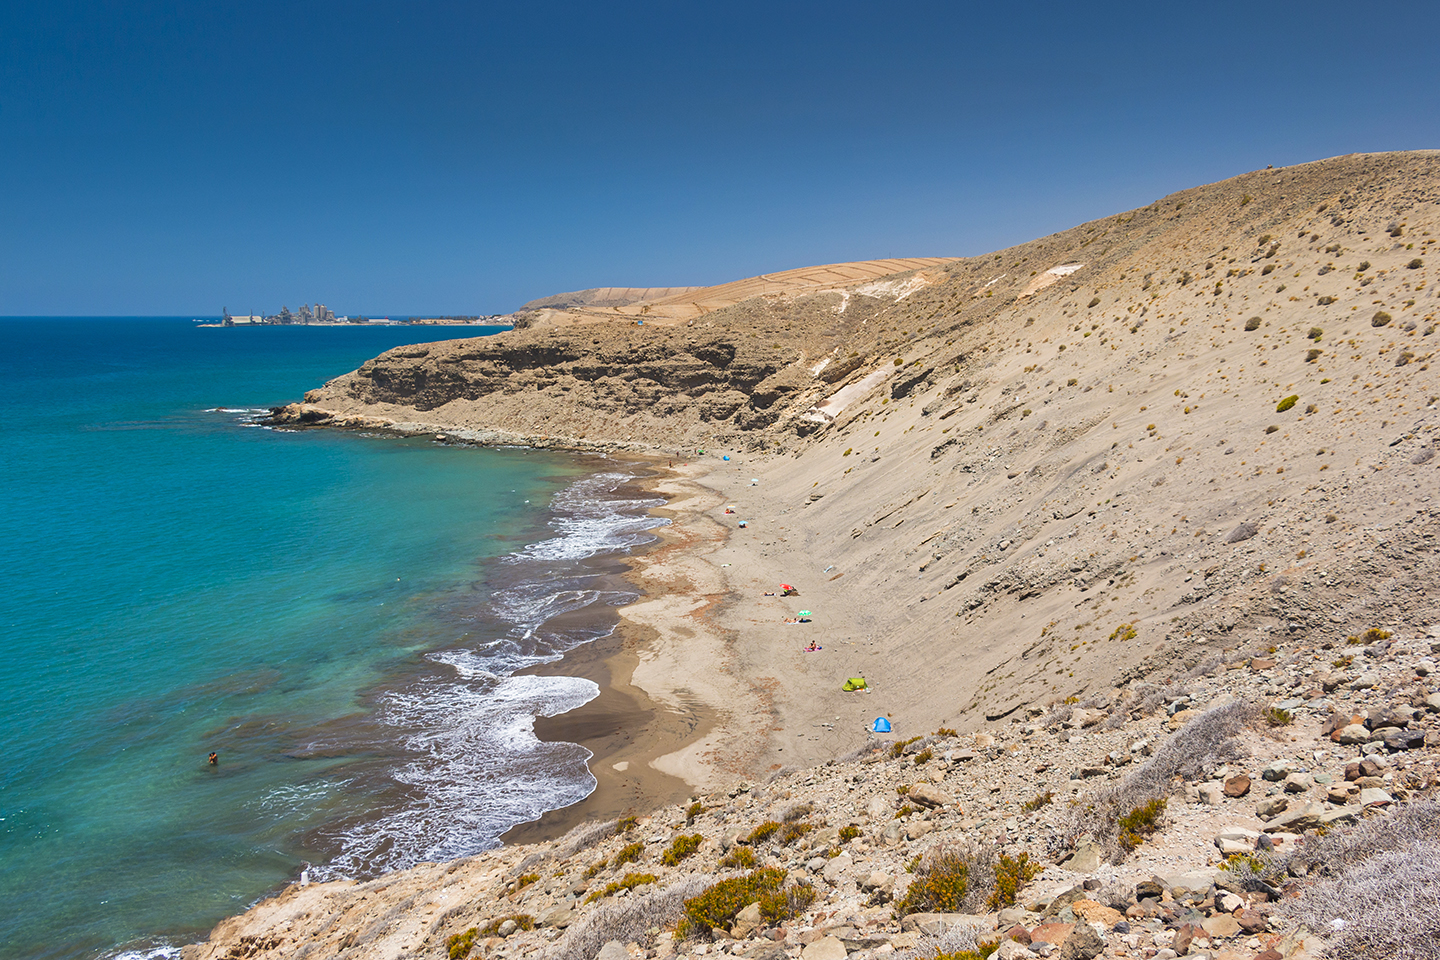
top-left (797, 610), bottom-right (812, 617)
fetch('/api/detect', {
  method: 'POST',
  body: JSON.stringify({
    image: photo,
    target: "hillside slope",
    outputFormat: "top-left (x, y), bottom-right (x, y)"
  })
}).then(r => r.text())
top-left (270, 151), bottom-right (1440, 747)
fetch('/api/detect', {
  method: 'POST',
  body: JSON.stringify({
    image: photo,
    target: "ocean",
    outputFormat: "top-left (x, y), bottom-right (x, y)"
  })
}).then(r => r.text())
top-left (0, 318), bottom-right (666, 960)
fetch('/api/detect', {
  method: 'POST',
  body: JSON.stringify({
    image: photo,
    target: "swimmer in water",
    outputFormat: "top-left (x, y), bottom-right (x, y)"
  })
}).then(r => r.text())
top-left (208, 752), bottom-right (218, 765)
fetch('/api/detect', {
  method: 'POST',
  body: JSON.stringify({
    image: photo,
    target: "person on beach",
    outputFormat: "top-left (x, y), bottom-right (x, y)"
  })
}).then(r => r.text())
top-left (208, 752), bottom-right (218, 765)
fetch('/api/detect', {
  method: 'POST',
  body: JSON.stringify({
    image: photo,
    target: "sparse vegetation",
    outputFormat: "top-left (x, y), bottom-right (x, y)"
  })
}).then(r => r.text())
top-left (1245, 317), bottom-right (1262, 331)
top-left (839, 824), bottom-right (862, 843)
top-left (1022, 790), bottom-right (1054, 813)
top-left (613, 841), bottom-right (643, 866)
top-left (1306, 348), bottom-right (1323, 362)
top-left (1308, 327), bottom-right (1323, 340)
top-left (675, 868), bottom-right (787, 940)
top-left (1265, 706), bottom-right (1293, 727)
top-left (1109, 623), bottom-right (1137, 642)
top-left (1117, 798), bottom-right (1168, 852)
top-left (585, 872), bottom-right (659, 904)
top-left (719, 846), bottom-right (756, 869)
top-left (1373, 311), bottom-right (1393, 327)
top-left (662, 834), bottom-right (703, 866)
top-left (987, 853), bottom-right (1041, 910)
top-left (1088, 297), bottom-right (1101, 308)
top-left (448, 927), bottom-right (478, 959)
top-left (1277, 395), bottom-right (1299, 412)
top-left (743, 821), bottom-right (781, 845)
top-left (479, 914), bottom-right (536, 936)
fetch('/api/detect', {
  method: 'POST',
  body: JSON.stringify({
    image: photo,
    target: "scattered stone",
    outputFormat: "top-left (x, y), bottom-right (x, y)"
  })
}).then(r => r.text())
top-left (1223, 774), bottom-right (1251, 798)
top-left (801, 936), bottom-right (848, 960)
top-left (1059, 921), bottom-right (1105, 960)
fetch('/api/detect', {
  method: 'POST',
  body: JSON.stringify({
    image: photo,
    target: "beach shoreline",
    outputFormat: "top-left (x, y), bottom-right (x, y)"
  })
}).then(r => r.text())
top-left (504, 454), bottom-right (750, 844)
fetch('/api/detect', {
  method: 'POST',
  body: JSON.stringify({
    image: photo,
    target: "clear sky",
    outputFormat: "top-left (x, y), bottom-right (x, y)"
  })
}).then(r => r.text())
top-left (3, 1), bottom-right (1437, 316)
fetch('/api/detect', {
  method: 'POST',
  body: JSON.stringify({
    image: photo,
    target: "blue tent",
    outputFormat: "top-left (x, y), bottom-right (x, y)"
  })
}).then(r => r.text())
top-left (872, 717), bottom-right (891, 733)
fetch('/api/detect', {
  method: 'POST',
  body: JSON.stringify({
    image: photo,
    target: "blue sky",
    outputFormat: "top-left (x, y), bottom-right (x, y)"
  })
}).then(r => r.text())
top-left (3, 1), bottom-right (1437, 316)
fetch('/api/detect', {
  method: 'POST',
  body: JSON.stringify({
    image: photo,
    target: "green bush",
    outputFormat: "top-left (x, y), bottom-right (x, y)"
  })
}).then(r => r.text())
top-left (718, 846), bottom-right (756, 869)
top-left (934, 943), bottom-right (1001, 960)
top-left (676, 868), bottom-right (787, 939)
top-left (613, 841), bottom-right (643, 866)
top-left (778, 821), bottom-right (814, 846)
top-left (1373, 311), bottom-right (1393, 328)
top-left (1022, 790), bottom-right (1054, 813)
top-left (585, 872), bottom-right (658, 904)
top-left (1109, 623), bottom-right (1137, 642)
top-left (662, 834), bottom-right (703, 866)
top-left (987, 853), bottom-right (1041, 910)
top-left (914, 748), bottom-right (934, 765)
top-left (686, 801), bottom-right (705, 821)
top-left (759, 883), bottom-right (817, 924)
top-left (1117, 798), bottom-right (1167, 852)
top-left (616, 815), bottom-right (638, 833)
top-left (447, 927), bottom-right (478, 960)
top-left (839, 824), bottom-right (862, 843)
top-left (479, 914), bottom-right (536, 936)
top-left (895, 847), bottom-right (974, 916)
top-left (1265, 707), bottom-right (1293, 727)
top-left (583, 858), bottom-right (608, 879)
top-left (1308, 327), bottom-right (1323, 340)
top-left (890, 735), bottom-right (923, 758)
top-left (1276, 395), bottom-right (1299, 412)
top-left (744, 821), bottom-right (781, 845)
top-left (1306, 348), bottom-right (1323, 362)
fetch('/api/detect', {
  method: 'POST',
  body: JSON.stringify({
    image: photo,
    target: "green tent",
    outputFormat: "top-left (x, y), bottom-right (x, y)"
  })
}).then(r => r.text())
top-left (842, 677), bottom-right (868, 691)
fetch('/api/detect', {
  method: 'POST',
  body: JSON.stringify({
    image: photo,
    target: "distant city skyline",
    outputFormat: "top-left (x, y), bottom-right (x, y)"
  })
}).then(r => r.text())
top-left (2, 0), bottom-right (1438, 315)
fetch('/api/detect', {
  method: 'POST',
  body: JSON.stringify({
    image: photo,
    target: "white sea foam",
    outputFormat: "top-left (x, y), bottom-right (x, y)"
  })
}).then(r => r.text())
top-left (319, 673), bottom-right (599, 877)
top-left (321, 468), bottom-right (660, 878)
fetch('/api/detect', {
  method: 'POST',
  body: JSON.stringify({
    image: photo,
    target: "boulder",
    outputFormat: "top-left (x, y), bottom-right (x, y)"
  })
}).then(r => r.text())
top-left (538, 902), bottom-right (575, 929)
top-left (800, 936), bottom-right (848, 960)
top-left (1062, 841), bottom-right (1103, 873)
top-left (597, 942), bottom-right (630, 960)
top-left (1255, 796), bottom-right (1289, 818)
top-left (1059, 921), bottom-right (1105, 960)
top-left (906, 783), bottom-right (955, 809)
top-left (1029, 922), bottom-right (1074, 946)
top-left (1384, 729), bottom-right (1427, 751)
top-left (1261, 760), bottom-right (1294, 781)
top-left (1359, 787), bottom-right (1394, 806)
top-left (1333, 723), bottom-right (1372, 744)
top-left (1201, 914), bottom-right (1241, 938)
top-left (1197, 782), bottom-right (1225, 805)
top-left (1223, 774), bottom-right (1251, 798)
top-left (1071, 900), bottom-right (1123, 926)
top-left (1213, 828), bottom-right (1261, 856)
top-left (822, 852), bottom-right (854, 882)
top-left (1262, 803), bottom-right (1324, 833)
top-left (731, 902), bottom-right (764, 939)
top-left (1236, 909), bottom-right (1269, 934)
top-left (1282, 772), bottom-right (1313, 794)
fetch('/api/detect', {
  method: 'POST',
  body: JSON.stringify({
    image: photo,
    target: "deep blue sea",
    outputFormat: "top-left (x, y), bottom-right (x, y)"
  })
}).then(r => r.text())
top-left (0, 319), bottom-right (665, 960)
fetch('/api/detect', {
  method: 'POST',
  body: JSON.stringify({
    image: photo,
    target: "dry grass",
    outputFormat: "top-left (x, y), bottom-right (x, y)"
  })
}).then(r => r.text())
top-left (544, 875), bottom-right (713, 960)
top-left (1281, 803), bottom-right (1440, 960)
top-left (1057, 699), bottom-right (1254, 862)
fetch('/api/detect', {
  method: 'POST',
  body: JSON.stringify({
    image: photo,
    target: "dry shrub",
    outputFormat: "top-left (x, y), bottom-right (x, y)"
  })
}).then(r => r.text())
top-left (1059, 699), bottom-right (1254, 862)
top-left (895, 843), bottom-right (998, 916)
top-left (556, 819), bottom-right (622, 859)
top-left (545, 875), bottom-right (713, 960)
top-left (897, 922), bottom-right (994, 960)
top-left (1281, 803), bottom-right (1440, 960)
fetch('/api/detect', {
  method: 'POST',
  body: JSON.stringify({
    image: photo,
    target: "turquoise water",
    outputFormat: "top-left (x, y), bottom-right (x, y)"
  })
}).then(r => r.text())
top-left (0, 319), bottom-right (662, 960)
